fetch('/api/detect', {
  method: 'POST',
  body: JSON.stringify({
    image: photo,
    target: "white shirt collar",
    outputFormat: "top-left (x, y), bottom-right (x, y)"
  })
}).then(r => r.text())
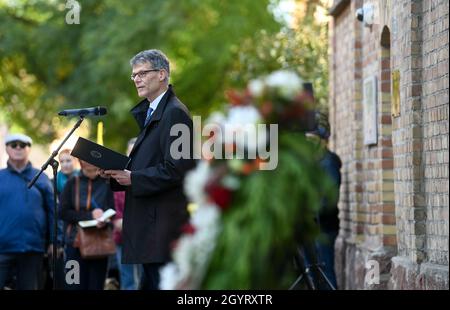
top-left (148, 89), bottom-right (167, 112)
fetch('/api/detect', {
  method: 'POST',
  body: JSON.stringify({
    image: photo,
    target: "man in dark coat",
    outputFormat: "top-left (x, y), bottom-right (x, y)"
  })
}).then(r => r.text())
top-left (101, 50), bottom-right (195, 290)
top-left (306, 123), bottom-right (342, 289)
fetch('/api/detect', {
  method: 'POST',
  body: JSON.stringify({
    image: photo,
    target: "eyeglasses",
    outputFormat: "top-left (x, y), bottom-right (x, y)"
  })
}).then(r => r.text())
top-left (7, 142), bottom-right (30, 149)
top-left (130, 69), bottom-right (160, 81)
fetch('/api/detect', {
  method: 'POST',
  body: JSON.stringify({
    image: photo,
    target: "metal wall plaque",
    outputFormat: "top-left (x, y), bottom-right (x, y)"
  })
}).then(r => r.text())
top-left (391, 70), bottom-right (400, 117)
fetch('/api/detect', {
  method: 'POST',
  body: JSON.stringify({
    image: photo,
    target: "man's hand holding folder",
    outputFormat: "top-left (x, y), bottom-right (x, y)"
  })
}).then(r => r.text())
top-left (99, 169), bottom-right (132, 186)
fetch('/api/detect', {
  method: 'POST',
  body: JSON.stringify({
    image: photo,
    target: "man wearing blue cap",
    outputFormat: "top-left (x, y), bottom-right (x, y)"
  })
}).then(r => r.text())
top-left (0, 133), bottom-right (55, 290)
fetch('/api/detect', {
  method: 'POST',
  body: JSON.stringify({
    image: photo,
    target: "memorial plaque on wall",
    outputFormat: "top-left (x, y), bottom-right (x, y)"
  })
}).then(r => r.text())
top-left (363, 76), bottom-right (378, 145)
top-left (392, 70), bottom-right (400, 117)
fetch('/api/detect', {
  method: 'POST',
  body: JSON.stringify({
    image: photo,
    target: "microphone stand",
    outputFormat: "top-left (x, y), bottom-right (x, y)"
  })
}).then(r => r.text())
top-left (28, 116), bottom-right (85, 290)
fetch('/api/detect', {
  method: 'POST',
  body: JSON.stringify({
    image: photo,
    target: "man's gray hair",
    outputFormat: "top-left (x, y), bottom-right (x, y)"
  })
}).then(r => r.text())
top-left (130, 49), bottom-right (170, 79)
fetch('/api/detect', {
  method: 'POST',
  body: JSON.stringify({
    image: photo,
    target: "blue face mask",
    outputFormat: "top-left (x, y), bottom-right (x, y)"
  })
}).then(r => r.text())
top-left (310, 126), bottom-right (329, 140)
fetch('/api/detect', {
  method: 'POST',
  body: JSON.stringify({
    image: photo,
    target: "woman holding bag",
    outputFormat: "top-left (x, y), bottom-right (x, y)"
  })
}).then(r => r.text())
top-left (60, 160), bottom-right (115, 290)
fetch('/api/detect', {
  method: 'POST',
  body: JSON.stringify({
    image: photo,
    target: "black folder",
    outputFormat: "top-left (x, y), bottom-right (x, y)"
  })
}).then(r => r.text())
top-left (71, 137), bottom-right (130, 170)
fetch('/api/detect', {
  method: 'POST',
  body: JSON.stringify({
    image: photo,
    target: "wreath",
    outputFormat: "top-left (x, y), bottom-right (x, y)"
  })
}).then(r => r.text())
top-left (160, 70), bottom-right (336, 289)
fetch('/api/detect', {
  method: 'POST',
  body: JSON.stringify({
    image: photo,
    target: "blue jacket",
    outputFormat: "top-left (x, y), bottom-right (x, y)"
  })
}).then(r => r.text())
top-left (56, 170), bottom-right (79, 195)
top-left (318, 150), bottom-right (342, 233)
top-left (0, 162), bottom-right (55, 253)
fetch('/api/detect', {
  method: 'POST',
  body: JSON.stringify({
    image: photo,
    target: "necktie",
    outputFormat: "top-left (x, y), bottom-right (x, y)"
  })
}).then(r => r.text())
top-left (144, 107), bottom-right (154, 127)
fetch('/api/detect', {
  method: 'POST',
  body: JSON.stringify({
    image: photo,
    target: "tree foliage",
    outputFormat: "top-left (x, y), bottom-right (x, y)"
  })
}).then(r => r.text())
top-left (0, 0), bottom-right (279, 150)
top-left (1, 0), bottom-right (330, 151)
top-left (227, 0), bottom-right (330, 112)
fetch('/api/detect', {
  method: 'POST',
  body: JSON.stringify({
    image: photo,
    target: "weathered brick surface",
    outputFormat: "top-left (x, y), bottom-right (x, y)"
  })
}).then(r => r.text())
top-left (389, 256), bottom-right (449, 289)
top-left (330, 0), bottom-right (448, 289)
top-left (420, 0), bottom-right (449, 267)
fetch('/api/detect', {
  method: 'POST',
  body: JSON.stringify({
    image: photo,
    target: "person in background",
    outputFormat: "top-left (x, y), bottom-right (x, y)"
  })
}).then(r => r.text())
top-left (306, 119), bottom-right (342, 289)
top-left (44, 149), bottom-right (79, 289)
top-left (60, 159), bottom-right (115, 290)
top-left (0, 133), bottom-right (56, 290)
top-left (112, 137), bottom-right (141, 290)
top-left (56, 149), bottom-right (78, 195)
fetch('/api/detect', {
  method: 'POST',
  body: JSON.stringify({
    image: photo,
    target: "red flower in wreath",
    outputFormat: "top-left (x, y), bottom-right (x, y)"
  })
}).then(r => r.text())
top-left (181, 223), bottom-right (197, 235)
top-left (205, 182), bottom-right (233, 210)
top-left (225, 89), bottom-right (252, 106)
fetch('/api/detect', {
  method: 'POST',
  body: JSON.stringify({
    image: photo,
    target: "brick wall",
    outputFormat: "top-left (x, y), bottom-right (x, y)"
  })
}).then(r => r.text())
top-left (420, 0), bottom-right (449, 267)
top-left (329, 0), bottom-right (364, 289)
top-left (329, 0), bottom-right (448, 289)
top-left (389, 0), bottom-right (449, 289)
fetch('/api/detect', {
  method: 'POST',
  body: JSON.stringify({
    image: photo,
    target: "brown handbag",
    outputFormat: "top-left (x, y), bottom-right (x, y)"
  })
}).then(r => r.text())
top-left (74, 226), bottom-right (116, 259)
top-left (73, 176), bottom-right (116, 259)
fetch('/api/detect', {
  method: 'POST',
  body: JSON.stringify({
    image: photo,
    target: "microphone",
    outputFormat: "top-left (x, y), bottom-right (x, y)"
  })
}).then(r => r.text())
top-left (58, 106), bottom-right (107, 117)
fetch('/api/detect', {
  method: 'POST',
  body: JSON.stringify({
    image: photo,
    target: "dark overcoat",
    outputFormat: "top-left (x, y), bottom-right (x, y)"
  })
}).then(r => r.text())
top-left (112, 85), bottom-right (195, 264)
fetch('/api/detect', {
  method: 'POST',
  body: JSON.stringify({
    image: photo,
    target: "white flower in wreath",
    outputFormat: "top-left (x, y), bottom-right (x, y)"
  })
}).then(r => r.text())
top-left (265, 70), bottom-right (303, 100)
top-left (248, 78), bottom-right (265, 97)
top-left (184, 161), bottom-right (211, 205)
top-left (223, 105), bottom-right (262, 154)
top-left (160, 235), bottom-right (196, 290)
top-left (227, 105), bottom-right (261, 125)
top-left (206, 111), bottom-right (227, 126)
top-left (160, 204), bottom-right (221, 290)
top-left (159, 263), bottom-right (180, 290)
top-left (191, 203), bottom-right (221, 231)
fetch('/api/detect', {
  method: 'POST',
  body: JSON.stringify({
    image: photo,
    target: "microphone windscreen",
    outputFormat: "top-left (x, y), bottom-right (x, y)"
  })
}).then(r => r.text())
top-left (97, 107), bottom-right (108, 115)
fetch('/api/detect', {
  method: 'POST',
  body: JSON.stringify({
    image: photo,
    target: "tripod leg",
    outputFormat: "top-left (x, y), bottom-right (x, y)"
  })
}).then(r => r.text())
top-left (315, 266), bottom-right (336, 290)
top-left (289, 274), bottom-right (304, 290)
top-left (289, 270), bottom-right (317, 290)
top-left (290, 247), bottom-right (316, 290)
top-left (304, 267), bottom-right (317, 290)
